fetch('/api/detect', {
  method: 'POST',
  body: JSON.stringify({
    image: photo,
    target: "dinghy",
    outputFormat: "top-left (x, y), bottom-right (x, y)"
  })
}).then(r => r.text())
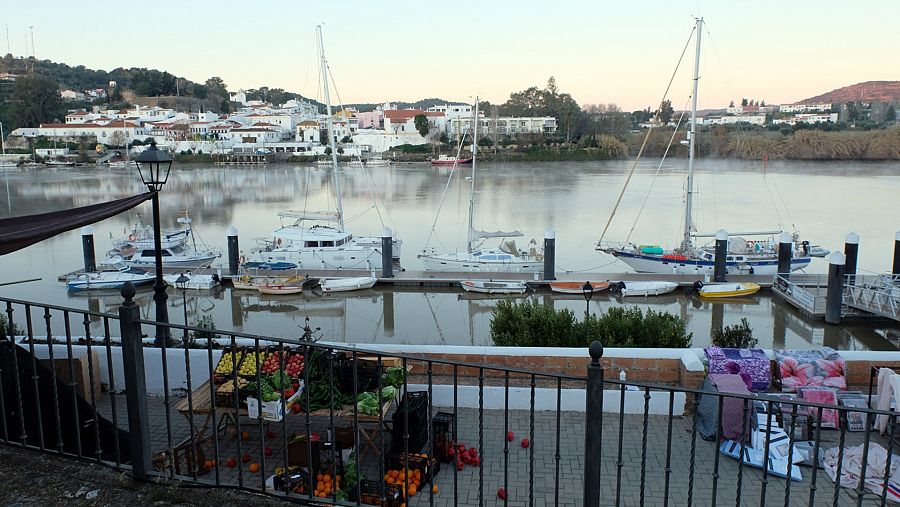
top-left (164, 272), bottom-right (220, 290)
top-left (319, 276), bottom-right (378, 293)
top-left (695, 281), bottom-right (761, 298)
top-left (612, 281), bottom-right (678, 297)
top-left (460, 280), bottom-right (528, 294)
top-left (549, 281), bottom-right (610, 294)
top-left (67, 262), bottom-right (154, 291)
top-left (257, 277), bottom-right (305, 295)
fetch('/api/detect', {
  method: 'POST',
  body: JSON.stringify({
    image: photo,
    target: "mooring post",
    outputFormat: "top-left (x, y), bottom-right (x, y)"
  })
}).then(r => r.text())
top-left (825, 250), bottom-right (845, 325)
top-left (381, 227), bottom-right (393, 278)
top-left (777, 231), bottom-right (793, 281)
top-left (713, 229), bottom-right (727, 282)
top-left (844, 232), bottom-right (859, 284)
top-left (81, 225), bottom-right (96, 273)
top-left (583, 340), bottom-right (604, 507)
top-left (544, 230), bottom-right (556, 281)
top-left (893, 230), bottom-right (900, 276)
top-left (118, 282), bottom-right (152, 480)
top-left (226, 225), bottom-right (239, 275)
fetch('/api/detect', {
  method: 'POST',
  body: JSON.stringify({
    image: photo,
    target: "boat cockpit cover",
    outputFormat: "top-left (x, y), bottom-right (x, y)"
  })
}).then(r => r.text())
top-left (0, 192), bottom-right (153, 255)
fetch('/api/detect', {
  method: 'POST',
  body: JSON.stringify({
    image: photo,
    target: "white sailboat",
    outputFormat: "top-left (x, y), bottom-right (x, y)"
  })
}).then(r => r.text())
top-left (418, 98), bottom-right (544, 273)
top-left (597, 18), bottom-right (813, 276)
top-left (244, 25), bottom-right (401, 271)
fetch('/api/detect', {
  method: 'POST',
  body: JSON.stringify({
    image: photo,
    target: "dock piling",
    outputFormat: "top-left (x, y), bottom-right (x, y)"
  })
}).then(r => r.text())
top-left (844, 232), bottom-right (859, 283)
top-left (81, 225), bottom-right (96, 273)
top-left (777, 231), bottom-right (793, 280)
top-left (543, 230), bottom-right (556, 281)
top-left (226, 225), bottom-right (239, 275)
top-left (713, 229), bottom-right (727, 282)
top-left (893, 230), bottom-right (900, 276)
top-left (381, 228), bottom-right (393, 278)
top-left (825, 250), bottom-right (845, 325)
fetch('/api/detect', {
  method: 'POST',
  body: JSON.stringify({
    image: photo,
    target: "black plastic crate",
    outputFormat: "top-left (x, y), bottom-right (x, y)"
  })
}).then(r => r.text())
top-left (350, 479), bottom-right (403, 507)
top-left (392, 391), bottom-right (429, 454)
top-left (273, 467), bottom-right (310, 495)
top-left (432, 412), bottom-right (455, 463)
top-left (385, 452), bottom-right (440, 484)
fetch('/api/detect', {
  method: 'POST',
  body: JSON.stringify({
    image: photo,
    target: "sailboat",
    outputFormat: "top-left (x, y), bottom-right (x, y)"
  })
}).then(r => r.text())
top-left (244, 25), bottom-right (401, 270)
top-left (418, 98), bottom-right (544, 272)
top-left (597, 18), bottom-right (813, 277)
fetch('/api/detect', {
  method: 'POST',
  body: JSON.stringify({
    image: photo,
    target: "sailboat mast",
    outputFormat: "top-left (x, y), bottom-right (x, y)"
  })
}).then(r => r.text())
top-left (682, 17), bottom-right (703, 252)
top-left (317, 24), bottom-right (345, 231)
top-left (467, 98), bottom-right (479, 253)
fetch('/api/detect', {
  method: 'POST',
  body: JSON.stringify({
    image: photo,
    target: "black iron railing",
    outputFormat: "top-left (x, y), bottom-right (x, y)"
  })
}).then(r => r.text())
top-left (2, 290), bottom-right (900, 506)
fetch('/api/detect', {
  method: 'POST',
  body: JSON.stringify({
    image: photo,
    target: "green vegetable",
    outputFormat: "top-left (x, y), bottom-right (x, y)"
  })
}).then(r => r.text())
top-left (381, 386), bottom-right (397, 401)
top-left (267, 370), bottom-right (291, 391)
top-left (356, 392), bottom-right (380, 415)
top-left (382, 367), bottom-right (405, 389)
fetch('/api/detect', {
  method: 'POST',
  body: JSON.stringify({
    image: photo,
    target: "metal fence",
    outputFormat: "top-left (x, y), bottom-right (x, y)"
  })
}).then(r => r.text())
top-left (2, 289), bottom-right (900, 506)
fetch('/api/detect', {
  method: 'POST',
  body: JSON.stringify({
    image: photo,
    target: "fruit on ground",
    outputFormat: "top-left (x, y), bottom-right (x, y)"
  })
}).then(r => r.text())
top-left (242, 453), bottom-right (252, 463)
top-left (432, 485), bottom-right (439, 494)
top-left (226, 457), bottom-right (237, 468)
top-left (264, 446), bottom-right (273, 456)
top-left (249, 463), bottom-right (260, 473)
top-left (497, 487), bottom-right (507, 499)
top-left (506, 431), bottom-right (514, 441)
top-left (521, 438), bottom-right (530, 448)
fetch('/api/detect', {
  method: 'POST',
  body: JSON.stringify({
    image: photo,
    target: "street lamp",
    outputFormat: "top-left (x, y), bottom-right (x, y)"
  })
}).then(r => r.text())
top-left (135, 140), bottom-right (174, 346)
top-left (582, 281), bottom-right (594, 318)
top-left (175, 273), bottom-right (190, 346)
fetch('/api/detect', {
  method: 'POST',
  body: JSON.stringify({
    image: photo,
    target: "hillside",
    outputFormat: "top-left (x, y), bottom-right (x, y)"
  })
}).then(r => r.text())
top-left (798, 81), bottom-right (900, 105)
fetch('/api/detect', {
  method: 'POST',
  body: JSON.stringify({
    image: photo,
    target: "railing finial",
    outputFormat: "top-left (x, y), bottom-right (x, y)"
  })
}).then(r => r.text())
top-left (589, 340), bottom-right (604, 363)
top-left (121, 281), bottom-right (136, 305)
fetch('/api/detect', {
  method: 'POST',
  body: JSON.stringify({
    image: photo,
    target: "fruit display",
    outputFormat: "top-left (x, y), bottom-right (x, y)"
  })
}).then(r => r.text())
top-left (215, 350), bottom-right (244, 376)
top-left (238, 350), bottom-right (269, 377)
top-left (385, 467), bottom-right (422, 497)
top-left (446, 443), bottom-right (479, 470)
top-left (215, 377), bottom-right (248, 405)
top-left (262, 350), bottom-right (305, 377)
top-left (314, 472), bottom-right (341, 498)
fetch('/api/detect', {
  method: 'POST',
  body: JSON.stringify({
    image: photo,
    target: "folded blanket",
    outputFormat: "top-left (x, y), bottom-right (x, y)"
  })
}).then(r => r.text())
top-left (710, 373), bottom-right (753, 441)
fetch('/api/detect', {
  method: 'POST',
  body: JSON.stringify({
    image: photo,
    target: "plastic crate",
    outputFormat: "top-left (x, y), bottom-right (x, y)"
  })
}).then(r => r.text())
top-left (432, 412), bottom-right (455, 463)
top-left (385, 452), bottom-right (440, 484)
top-left (391, 391), bottom-right (429, 454)
top-left (212, 346), bottom-right (245, 383)
top-left (273, 467), bottom-right (310, 495)
top-left (351, 479), bottom-right (403, 507)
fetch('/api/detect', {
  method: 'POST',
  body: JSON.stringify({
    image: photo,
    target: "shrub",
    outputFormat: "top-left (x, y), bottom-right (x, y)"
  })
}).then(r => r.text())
top-left (0, 314), bottom-right (24, 338)
top-left (490, 300), bottom-right (692, 348)
top-left (711, 318), bottom-right (756, 349)
top-left (189, 315), bottom-right (218, 347)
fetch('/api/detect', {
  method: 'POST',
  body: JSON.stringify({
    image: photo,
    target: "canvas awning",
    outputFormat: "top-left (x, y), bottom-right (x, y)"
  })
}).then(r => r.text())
top-left (0, 192), bottom-right (154, 255)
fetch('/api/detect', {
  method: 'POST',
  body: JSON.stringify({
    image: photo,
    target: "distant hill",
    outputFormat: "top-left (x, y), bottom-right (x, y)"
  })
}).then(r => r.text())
top-left (798, 81), bottom-right (900, 105)
top-left (345, 98), bottom-right (468, 112)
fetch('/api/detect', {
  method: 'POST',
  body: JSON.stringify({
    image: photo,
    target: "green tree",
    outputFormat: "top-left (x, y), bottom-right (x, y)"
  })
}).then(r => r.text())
top-left (413, 114), bottom-right (430, 137)
top-left (741, 98), bottom-right (749, 107)
top-left (11, 73), bottom-right (63, 127)
top-left (884, 104), bottom-right (896, 124)
top-left (658, 99), bottom-right (674, 124)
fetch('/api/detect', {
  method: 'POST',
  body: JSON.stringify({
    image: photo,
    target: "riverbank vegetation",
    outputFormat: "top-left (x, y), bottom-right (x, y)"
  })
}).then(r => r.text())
top-left (489, 299), bottom-right (692, 348)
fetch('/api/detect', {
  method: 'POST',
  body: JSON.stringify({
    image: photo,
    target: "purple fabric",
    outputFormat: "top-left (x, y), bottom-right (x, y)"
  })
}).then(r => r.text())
top-left (710, 373), bottom-right (752, 442)
top-left (705, 347), bottom-right (771, 391)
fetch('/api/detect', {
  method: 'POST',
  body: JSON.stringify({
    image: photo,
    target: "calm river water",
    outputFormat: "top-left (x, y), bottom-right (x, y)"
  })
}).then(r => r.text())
top-left (1, 159), bottom-right (898, 349)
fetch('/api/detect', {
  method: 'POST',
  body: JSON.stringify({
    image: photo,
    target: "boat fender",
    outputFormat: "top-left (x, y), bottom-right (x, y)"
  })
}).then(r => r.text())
top-left (276, 237), bottom-right (282, 246)
top-left (128, 234), bottom-right (136, 241)
top-left (692, 281), bottom-right (704, 292)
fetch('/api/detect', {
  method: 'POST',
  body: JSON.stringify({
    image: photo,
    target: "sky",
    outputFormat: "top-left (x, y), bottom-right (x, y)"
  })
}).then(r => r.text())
top-left (3, 0), bottom-right (898, 111)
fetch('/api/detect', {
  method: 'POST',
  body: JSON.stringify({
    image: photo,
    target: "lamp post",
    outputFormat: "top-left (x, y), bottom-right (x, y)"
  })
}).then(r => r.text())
top-left (582, 281), bottom-right (594, 318)
top-left (175, 273), bottom-right (190, 345)
top-left (134, 140), bottom-right (174, 347)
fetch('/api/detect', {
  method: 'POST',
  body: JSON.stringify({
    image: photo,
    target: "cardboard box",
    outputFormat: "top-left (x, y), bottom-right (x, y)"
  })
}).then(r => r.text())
top-left (40, 349), bottom-right (101, 400)
top-left (246, 381), bottom-right (303, 422)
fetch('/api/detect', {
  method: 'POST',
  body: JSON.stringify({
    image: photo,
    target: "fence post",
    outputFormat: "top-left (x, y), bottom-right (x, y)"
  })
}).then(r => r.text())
top-left (118, 282), bottom-right (152, 480)
top-left (583, 341), bottom-right (604, 507)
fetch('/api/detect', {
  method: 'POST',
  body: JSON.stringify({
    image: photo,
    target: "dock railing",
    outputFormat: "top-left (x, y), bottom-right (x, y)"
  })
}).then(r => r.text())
top-left (3, 289), bottom-right (900, 505)
top-left (773, 274), bottom-right (829, 316)
top-left (844, 274), bottom-right (900, 321)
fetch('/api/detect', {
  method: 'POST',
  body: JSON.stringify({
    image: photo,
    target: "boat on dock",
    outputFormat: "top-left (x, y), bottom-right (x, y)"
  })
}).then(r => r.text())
top-left (612, 280), bottom-right (678, 297)
top-left (319, 276), bottom-right (377, 293)
top-left (549, 281), bottom-right (610, 294)
top-left (66, 261), bottom-right (154, 291)
top-left (695, 281), bottom-right (761, 298)
top-left (460, 280), bottom-right (528, 294)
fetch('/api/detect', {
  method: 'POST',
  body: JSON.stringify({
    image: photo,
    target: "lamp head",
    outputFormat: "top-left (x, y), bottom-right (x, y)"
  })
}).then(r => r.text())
top-left (582, 281), bottom-right (594, 301)
top-left (134, 139), bottom-right (172, 191)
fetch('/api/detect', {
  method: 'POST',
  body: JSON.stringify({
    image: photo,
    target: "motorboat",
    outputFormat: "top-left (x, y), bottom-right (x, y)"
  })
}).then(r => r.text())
top-left (66, 261), bottom-right (154, 291)
top-left (611, 281), bottom-right (678, 297)
top-left (549, 281), bottom-right (611, 294)
top-left (0, 161), bottom-right (18, 168)
top-left (319, 276), bottom-right (377, 293)
top-left (46, 159), bottom-right (75, 167)
top-left (430, 155), bottom-right (473, 165)
top-left (694, 281), bottom-right (761, 298)
top-left (419, 98), bottom-right (544, 273)
top-left (111, 219), bottom-right (190, 258)
top-left (363, 156), bottom-right (392, 167)
top-left (460, 280), bottom-right (528, 294)
top-left (126, 243), bottom-right (219, 269)
top-left (163, 272), bottom-right (221, 290)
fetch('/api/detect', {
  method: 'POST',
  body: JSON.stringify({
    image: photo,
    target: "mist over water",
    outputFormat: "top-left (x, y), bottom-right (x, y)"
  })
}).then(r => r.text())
top-left (1, 159), bottom-right (898, 349)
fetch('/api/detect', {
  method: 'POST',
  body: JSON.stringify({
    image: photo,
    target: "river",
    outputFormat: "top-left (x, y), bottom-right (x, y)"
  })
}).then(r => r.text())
top-left (1, 159), bottom-right (898, 349)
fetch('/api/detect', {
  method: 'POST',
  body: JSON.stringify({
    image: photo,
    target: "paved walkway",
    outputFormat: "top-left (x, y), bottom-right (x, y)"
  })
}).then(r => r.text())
top-left (96, 392), bottom-right (891, 506)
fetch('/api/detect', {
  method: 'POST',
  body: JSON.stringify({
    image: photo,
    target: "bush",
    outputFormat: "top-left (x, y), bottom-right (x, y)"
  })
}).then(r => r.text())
top-left (0, 314), bottom-right (24, 338)
top-left (711, 318), bottom-right (756, 349)
top-left (189, 315), bottom-right (218, 347)
top-left (490, 300), bottom-right (692, 348)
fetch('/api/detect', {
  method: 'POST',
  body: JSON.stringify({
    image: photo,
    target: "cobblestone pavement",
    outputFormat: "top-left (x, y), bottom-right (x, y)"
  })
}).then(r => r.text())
top-left (96, 392), bottom-right (891, 506)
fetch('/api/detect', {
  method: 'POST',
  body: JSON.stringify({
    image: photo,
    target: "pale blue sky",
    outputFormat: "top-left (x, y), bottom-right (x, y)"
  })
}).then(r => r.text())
top-left (3, 0), bottom-right (898, 110)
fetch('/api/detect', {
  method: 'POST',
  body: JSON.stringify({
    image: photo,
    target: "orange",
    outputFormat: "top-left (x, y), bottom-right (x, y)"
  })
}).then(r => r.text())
top-left (432, 485), bottom-right (439, 494)
top-left (317, 473), bottom-right (324, 481)
top-left (409, 485), bottom-right (417, 496)
top-left (323, 474), bottom-right (332, 483)
top-left (241, 431), bottom-right (250, 440)
top-left (249, 463), bottom-right (260, 473)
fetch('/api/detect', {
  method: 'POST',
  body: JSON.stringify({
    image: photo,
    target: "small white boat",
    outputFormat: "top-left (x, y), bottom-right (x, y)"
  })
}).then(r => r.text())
top-left (164, 272), bottom-right (220, 290)
top-left (363, 157), bottom-right (392, 167)
top-left (0, 161), bottom-right (19, 168)
top-left (460, 280), bottom-right (528, 294)
top-left (67, 262), bottom-right (154, 291)
top-left (126, 244), bottom-right (220, 269)
top-left (549, 281), bottom-right (610, 294)
top-left (256, 276), bottom-right (306, 295)
top-left (319, 276), bottom-right (377, 293)
top-left (107, 160), bottom-right (136, 169)
top-left (695, 281), bottom-right (761, 298)
top-left (612, 281), bottom-right (678, 297)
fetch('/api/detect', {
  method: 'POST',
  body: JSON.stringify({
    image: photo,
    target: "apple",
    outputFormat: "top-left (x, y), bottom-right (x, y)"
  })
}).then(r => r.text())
top-left (521, 438), bottom-right (530, 449)
top-left (242, 453), bottom-right (252, 463)
top-left (264, 446), bottom-right (273, 456)
top-left (226, 457), bottom-right (237, 468)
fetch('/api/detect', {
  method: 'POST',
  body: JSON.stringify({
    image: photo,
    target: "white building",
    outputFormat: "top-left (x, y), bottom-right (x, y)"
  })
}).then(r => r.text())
top-left (34, 120), bottom-right (147, 145)
top-left (427, 103), bottom-right (474, 122)
top-left (61, 90), bottom-right (86, 102)
top-left (704, 114), bottom-right (766, 126)
top-left (772, 113), bottom-right (839, 125)
top-left (245, 112), bottom-right (297, 132)
top-left (448, 116), bottom-right (557, 137)
top-left (383, 109), bottom-right (446, 135)
top-left (227, 124), bottom-right (285, 144)
top-left (295, 121), bottom-right (320, 143)
top-left (779, 103), bottom-right (832, 113)
top-left (229, 90), bottom-right (248, 105)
